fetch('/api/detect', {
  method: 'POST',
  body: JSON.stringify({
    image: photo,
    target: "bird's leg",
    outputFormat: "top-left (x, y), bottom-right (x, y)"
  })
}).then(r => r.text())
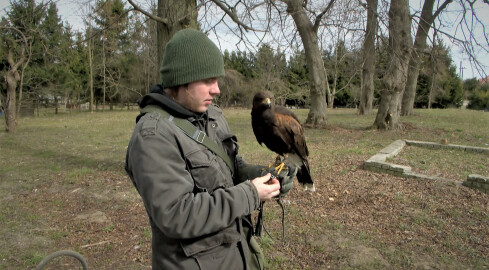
top-left (275, 162), bottom-right (285, 175)
top-left (273, 155), bottom-right (287, 175)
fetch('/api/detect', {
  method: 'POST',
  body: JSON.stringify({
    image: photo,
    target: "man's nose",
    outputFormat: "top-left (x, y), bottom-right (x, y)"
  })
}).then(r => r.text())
top-left (210, 80), bottom-right (220, 95)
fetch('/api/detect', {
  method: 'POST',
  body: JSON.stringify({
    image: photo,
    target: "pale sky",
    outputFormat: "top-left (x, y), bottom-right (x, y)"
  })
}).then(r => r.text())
top-left (1, 0), bottom-right (488, 80)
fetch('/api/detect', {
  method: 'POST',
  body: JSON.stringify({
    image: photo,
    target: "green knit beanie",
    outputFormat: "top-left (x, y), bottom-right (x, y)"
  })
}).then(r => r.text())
top-left (160, 29), bottom-right (225, 88)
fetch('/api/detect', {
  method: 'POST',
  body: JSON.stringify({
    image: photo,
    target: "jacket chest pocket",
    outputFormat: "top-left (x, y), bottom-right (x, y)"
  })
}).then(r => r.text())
top-left (185, 147), bottom-right (231, 193)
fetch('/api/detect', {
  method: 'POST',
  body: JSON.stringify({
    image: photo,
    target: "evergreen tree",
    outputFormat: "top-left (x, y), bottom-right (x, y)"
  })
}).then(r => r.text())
top-left (90, 0), bottom-right (130, 109)
top-left (223, 50), bottom-right (256, 79)
top-left (467, 83), bottom-right (489, 110)
top-left (37, 2), bottom-right (70, 113)
top-left (2, 0), bottom-right (47, 118)
top-left (417, 40), bottom-right (463, 108)
top-left (64, 31), bottom-right (89, 108)
top-left (285, 50), bottom-right (309, 106)
top-left (255, 44), bottom-right (288, 104)
top-left (463, 78), bottom-right (479, 99)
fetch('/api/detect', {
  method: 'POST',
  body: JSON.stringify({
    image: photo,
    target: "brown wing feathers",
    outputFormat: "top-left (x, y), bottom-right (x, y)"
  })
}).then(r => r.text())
top-left (251, 91), bottom-right (315, 191)
top-left (274, 113), bottom-right (309, 159)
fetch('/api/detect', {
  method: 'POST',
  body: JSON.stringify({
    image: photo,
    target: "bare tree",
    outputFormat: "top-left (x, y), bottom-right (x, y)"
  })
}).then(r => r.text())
top-left (400, 0), bottom-right (451, 116)
top-left (1, 25), bottom-right (31, 132)
top-left (273, 0), bottom-right (333, 126)
top-left (127, 0), bottom-right (198, 81)
top-left (358, 0), bottom-right (378, 115)
top-left (126, 0), bottom-right (336, 127)
top-left (320, 0), bottom-right (364, 109)
top-left (372, 0), bottom-right (411, 130)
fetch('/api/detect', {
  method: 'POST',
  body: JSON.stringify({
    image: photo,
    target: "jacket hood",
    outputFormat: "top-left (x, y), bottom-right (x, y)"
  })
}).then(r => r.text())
top-left (136, 85), bottom-right (223, 124)
top-left (138, 85), bottom-right (195, 119)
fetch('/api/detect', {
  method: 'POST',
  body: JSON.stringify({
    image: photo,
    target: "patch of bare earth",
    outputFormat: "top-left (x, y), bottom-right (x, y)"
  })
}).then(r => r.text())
top-left (20, 171), bottom-right (152, 269)
top-left (261, 155), bottom-right (489, 269)
top-left (22, 127), bottom-right (489, 269)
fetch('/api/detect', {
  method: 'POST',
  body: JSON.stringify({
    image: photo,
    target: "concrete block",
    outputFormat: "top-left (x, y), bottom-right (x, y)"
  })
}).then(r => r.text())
top-left (367, 154), bottom-right (388, 163)
top-left (389, 164), bottom-right (411, 173)
top-left (381, 163), bottom-right (390, 169)
top-left (468, 174), bottom-right (489, 183)
top-left (379, 140), bottom-right (406, 158)
top-left (405, 140), bottom-right (421, 146)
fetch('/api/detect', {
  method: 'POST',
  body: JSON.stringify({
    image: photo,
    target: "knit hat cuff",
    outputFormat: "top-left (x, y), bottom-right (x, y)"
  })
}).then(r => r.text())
top-left (160, 29), bottom-right (225, 88)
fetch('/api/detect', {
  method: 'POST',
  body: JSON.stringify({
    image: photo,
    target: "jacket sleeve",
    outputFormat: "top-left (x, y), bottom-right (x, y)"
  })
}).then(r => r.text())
top-left (126, 117), bottom-right (261, 240)
top-left (235, 156), bottom-right (267, 184)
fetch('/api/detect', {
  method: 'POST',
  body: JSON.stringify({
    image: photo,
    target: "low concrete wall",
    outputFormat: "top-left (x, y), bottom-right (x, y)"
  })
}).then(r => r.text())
top-left (364, 139), bottom-right (489, 193)
top-left (405, 140), bottom-right (489, 155)
top-left (463, 175), bottom-right (489, 194)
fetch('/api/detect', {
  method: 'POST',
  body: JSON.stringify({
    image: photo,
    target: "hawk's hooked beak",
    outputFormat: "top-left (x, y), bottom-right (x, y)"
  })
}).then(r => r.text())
top-left (264, 98), bottom-right (271, 108)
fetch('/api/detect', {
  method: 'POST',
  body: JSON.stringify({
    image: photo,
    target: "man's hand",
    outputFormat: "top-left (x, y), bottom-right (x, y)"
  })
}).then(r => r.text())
top-left (261, 164), bottom-right (297, 197)
top-left (251, 173), bottom-right (281, 201)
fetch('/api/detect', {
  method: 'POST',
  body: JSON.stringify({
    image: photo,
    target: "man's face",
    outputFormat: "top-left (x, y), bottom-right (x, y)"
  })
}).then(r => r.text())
top-left (175, 78), bottom-right (220, 113)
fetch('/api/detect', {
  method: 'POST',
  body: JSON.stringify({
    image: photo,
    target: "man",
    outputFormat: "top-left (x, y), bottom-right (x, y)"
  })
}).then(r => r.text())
top-left (125, 28), bottom-right (295, 270)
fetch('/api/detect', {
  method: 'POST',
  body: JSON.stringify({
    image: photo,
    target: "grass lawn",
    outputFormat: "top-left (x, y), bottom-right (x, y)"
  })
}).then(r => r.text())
top-left (0, 107), bottom-right (488, 269)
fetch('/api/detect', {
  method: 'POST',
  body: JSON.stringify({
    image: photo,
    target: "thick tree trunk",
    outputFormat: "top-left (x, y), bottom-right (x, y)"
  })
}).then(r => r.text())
top-left (373, 0), bottom-right (411, 130)
top-left (4, 46), bottom-right (26, 133)
top-left (358, 0), bottom-right (378, 115)
top-left (401, 55), bottom-right (421, 115)
top-left (285, 0), bottom-right (328, 127)
top-left (401, 0), bottom-right (451, 116)
top-left (4, 70), bottom-right (19, 133)
top-left (157, 0), bottom-right (198, 83)
top-left (401, 0), bottom-right (433, 115)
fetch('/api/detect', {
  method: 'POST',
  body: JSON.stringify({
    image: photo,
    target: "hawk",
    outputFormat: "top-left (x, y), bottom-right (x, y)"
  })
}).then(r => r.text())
top-left (251, 91), bottom-right (315, 191)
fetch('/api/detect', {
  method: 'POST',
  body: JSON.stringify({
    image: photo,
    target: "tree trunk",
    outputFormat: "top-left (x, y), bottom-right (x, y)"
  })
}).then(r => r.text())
top-left (88, 35), bottom-right (94, 113)
top-left (16, 40), bottom-right (31, 117)
top-left (102, 33), bottom-right (106, 112)
top-left (4, 45), bottom-right (26, 133)
top-left (157, 0), bottom-right (198, 83)
top-left (401, 54), bottom-right (422, 115)
top-left (55, 96), bottom-right (59, 114)
top-left (373, 0), bottom-right (411, 130)
top-left (4, 69), bottom-right (19, 133)
top-left (428, 66), bottom-right (436, 108)
top-left (285, 0), bottom-right (328, 127)
top-left (328, 61), bottom-right (337, 109)
top-left (401, 0), bottom-right (451, 116)
top-left (358, 0), bottom-right (378, 115)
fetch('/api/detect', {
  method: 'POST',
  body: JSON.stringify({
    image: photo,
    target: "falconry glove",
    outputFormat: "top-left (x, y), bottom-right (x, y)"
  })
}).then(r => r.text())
top-left (277, 164), bottom-right (297, 197)
top-left (261, 163), bottom-right (297, 197)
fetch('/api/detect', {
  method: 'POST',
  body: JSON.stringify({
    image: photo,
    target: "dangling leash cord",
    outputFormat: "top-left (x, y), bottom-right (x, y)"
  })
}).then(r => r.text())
top-left (255, 197), bottom-right (286, 241)
top-left (36, 250), bottom-right (88, 270)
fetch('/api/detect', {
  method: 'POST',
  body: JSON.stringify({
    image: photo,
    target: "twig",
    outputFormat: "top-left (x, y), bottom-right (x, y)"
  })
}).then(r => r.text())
top-left (81, 240), bottom-right (110, 248)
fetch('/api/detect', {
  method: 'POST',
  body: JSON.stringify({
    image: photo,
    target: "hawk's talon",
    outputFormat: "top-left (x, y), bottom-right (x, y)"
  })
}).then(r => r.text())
top-left (274, 162), bottom-right (285, 175)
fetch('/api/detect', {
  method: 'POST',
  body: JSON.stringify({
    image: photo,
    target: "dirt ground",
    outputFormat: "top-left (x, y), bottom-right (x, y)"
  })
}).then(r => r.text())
top-left (5, 119), bottom-right (488, 269)
top-left (21, 153), bottom-right (489, 269)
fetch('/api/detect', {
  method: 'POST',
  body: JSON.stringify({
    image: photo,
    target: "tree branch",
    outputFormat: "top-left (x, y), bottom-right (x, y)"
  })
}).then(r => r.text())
top-left (126, 0), bottom-right (169, 25)
top-left (313, 0), bottom-right (336, 32)
top-left (1, 26), bottom-right (28, 71)
top-left (433, 0), bottom-right (452, 19)
top-left (209, 0), bottom-right (263, 32)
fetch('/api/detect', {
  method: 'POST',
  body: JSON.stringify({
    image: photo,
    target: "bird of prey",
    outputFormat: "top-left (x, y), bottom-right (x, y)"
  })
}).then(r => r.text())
top-left (251, 91), bottom-right (315, 191)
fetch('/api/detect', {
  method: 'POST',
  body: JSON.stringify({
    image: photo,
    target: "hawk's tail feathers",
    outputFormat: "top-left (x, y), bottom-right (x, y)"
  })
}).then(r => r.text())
top-left (297, 159), bottom-right (315, 192)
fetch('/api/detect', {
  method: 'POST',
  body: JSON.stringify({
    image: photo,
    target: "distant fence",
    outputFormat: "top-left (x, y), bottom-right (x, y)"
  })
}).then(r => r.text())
top-left (17, 103), bottom-right (140, 116)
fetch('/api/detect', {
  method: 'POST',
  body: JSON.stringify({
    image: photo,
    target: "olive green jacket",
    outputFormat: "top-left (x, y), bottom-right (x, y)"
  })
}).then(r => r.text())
top-left (125, 90), bottom-right (263, 270)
